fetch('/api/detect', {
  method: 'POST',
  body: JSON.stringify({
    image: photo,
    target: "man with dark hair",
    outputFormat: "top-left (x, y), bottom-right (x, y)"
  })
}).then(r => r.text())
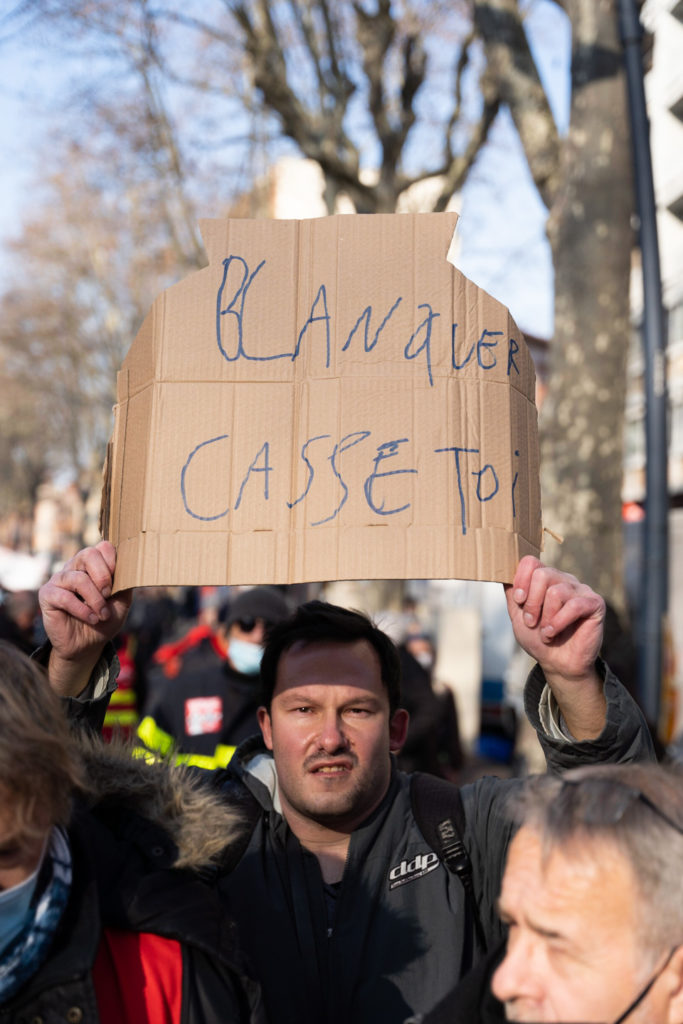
top-left (259, 599), bottom-right (402, 712)
top-left (38, 541), bottom-right (654, 1024)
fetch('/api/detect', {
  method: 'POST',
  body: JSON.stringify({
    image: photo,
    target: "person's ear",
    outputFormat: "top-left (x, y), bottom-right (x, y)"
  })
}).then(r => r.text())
top-left (664, 946), bottom-right (683, 1024)
top-left (389, 708), bottom-right (410, 753)
top-left (257, 706), bottom-right (274, 750)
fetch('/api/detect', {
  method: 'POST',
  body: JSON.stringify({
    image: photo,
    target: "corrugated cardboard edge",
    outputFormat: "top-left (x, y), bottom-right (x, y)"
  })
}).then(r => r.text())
top-left (99, 442), bottom-right (112, 540)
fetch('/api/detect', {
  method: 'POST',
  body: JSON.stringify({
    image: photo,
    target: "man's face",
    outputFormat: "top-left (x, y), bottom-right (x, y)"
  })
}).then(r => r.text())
top-left (492, 826), bottom-right (670, 1023)
top-left (257, 640), bottom-right (408, 834)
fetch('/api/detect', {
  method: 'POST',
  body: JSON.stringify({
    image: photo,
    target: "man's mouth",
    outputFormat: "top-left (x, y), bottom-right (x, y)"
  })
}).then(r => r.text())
top-left (307, 760), bottom-right (353, 774)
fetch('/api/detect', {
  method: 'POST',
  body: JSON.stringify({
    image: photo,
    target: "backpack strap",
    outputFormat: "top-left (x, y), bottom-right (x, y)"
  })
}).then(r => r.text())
top-left (410, 772), bottom-right (487, 953)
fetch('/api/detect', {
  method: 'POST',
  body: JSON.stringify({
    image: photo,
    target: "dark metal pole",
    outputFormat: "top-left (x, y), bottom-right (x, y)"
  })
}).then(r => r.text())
top-left (618, 0), bottom-right (668, 728)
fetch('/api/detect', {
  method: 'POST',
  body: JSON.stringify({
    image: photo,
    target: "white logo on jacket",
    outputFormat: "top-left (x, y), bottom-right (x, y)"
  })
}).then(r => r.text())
top-left (388, 851), bottom-right (439, 889)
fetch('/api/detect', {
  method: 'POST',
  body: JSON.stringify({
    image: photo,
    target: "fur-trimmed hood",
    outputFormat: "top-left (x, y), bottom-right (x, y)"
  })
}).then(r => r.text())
top-left (75, 733), bottom-right (245, 871)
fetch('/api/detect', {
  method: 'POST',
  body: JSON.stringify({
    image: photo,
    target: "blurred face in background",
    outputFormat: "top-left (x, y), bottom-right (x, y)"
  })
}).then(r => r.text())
top-left (404, 634), bottom-right (435, 672)
top-left (226, 615), bottom-right (270, 675)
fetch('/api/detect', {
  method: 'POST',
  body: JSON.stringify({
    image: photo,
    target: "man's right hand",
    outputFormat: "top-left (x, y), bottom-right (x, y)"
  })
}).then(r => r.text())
top-left (38, 541), bottom-right (132, 697)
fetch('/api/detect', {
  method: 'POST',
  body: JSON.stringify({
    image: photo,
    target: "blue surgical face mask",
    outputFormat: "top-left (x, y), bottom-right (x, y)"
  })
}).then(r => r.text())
top-left (0, 844), bottom-right (46, 956)
top-left (228, 638), bottom-right (263, 676)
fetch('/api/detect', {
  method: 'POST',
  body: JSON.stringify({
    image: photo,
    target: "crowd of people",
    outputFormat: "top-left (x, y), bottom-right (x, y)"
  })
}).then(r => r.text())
top-left (3, 572), bottom-right (473, 778)
top-left (0, 540), bottom-right (680, 1023)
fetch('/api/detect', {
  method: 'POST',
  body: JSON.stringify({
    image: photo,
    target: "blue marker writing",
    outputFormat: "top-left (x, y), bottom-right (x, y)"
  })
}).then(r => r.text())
top-left (405, 304), bottom-right (437, 387)
top-left (342, 297), bottom-right (403, 353)
top-left (181, 435), bottom-right (231, 521)
top-left (234, 442), bottom-right (272, 510)
top-left (364, 439), bottom-right (417, 516)
top-left (312, 430), bottom-right (371, 526)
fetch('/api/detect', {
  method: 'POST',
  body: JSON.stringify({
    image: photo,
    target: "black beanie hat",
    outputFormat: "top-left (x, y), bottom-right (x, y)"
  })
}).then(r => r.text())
top-left (225, 586), bottom-right (291, 629)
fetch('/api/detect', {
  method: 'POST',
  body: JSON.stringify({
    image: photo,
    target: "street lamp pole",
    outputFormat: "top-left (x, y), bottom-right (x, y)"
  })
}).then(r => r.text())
top-left (618, 0), bottom-right (668, 728)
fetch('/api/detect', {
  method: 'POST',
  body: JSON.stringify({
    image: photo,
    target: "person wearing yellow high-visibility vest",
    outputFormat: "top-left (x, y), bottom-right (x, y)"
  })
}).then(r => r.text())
top-left (137, 586), bottom-right (292, 769)
top-left (102, 632), bottom-right (139, 741)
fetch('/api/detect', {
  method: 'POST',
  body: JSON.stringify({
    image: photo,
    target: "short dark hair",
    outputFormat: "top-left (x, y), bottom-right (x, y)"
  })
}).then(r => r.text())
top-left (260, 600), bottom-right (402, 714)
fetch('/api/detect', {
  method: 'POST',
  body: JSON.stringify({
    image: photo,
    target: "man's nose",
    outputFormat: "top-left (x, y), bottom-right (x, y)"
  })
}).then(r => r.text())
top-left (490, 933), bottom-right (540, 1005)
top-left (318, 711), bottom-right (349, 752)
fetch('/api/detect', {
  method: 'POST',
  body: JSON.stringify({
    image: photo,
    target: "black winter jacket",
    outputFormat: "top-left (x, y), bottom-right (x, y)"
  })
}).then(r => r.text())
top-left (59, 649), bottom-right (653, 1024)
top-left (214, 661), bottom-right (653, 1024)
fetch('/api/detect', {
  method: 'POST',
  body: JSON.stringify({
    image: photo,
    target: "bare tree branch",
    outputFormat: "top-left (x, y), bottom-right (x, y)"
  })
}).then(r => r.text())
top-left (472, 0), bottom-right (561, 208)
top-left (230, 1), bottom-right (363, 191)
top-left (443, 25), bottom-right (477, 166)
top-left (133, 7), bottom-right (206, 266)
top-left (434, 94), bottom-right (500, 210)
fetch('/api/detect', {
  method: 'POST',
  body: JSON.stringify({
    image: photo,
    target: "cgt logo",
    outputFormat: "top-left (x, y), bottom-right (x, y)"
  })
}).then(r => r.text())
top-left (388, 851), bottom-right (439, 889)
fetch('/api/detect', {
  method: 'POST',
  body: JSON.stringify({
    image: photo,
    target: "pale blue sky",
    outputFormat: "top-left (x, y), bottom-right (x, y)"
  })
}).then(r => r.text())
top-left (0, 1), bottom-right (570, 339)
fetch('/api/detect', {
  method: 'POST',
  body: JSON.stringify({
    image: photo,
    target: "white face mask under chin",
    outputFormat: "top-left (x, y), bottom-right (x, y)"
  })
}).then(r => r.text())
top-left (0, 838), bottom-right (48, 957)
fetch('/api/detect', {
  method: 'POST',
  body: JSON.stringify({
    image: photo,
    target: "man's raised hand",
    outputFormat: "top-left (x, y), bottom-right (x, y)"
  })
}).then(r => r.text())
top-left (38, 541), bottom-right (132, 697)
top-left (505, 556), bottom-right (606, 740)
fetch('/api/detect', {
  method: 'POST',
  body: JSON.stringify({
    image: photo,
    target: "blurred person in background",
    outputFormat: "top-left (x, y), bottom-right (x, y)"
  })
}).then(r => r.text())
top-left (396, 630), bottom-right (465, 779)
top-left (137, 585), bottom-right (292, 767)
top-left (123, 585), bottom-right (180, 711)
top-left (0, 589), bottom-right (41, 655)
top-left (101, 631), bottom-right (139, 741)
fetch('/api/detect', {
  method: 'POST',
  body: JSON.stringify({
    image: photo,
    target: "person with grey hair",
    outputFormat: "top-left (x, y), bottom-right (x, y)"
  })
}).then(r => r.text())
top-left (494, 763), bottom-right (683, 1023)
top-left (415, 763), bottom-right (683, 1024)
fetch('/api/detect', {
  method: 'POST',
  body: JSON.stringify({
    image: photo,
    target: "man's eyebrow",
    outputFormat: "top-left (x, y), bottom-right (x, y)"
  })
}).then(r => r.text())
top-left (278, 691), bottom-right (381, 707)
top-left (278, 692), bottom-right (318, 704)
top-left (528, 920), bottom-right (567, 941)
top-left (495, 898), bottom-right (568, 942)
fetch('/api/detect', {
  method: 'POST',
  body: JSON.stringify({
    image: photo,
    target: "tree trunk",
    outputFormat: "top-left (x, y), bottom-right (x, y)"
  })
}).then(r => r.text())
top-left (541, 0), bottom-right (633, 612)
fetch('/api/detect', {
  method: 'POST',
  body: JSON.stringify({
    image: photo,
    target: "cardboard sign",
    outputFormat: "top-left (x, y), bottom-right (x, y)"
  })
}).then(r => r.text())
top-left (101, 213), bottom-right (541, 590)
